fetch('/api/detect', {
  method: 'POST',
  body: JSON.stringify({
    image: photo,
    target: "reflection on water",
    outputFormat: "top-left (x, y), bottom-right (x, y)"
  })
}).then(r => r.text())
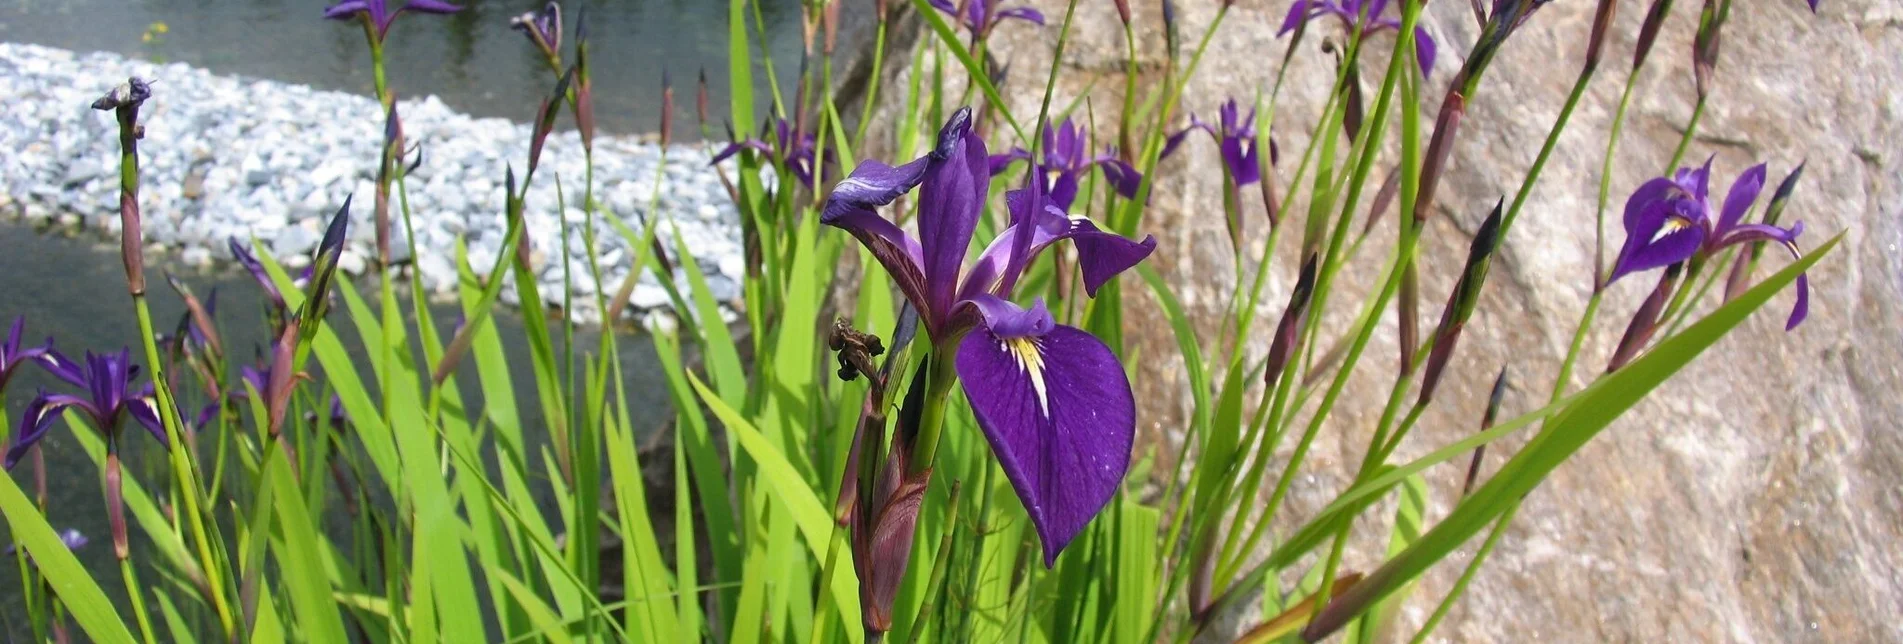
top-left (0, 223), bottom-right (675, 633)
top-left (0, 0), bottom-right (803, 137)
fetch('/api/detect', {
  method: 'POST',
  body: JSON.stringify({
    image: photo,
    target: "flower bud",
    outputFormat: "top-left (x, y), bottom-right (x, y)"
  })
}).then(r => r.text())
top-left (1584, 0), bottom-right (1617, 70)
top-left (1114, 0), bottom-right (1132, 27)
top-left (1633, 0), bottom-right (1674, 70)
top-left (1418, 200), bottom-right (1503, 407)
top-left (1692, 0), bottom-right (1726, 100)
top-left (1462, 368), bottom-right (1510, 497)
top-left (1265, 254), bottom-right (1320, 388)
top-left (659, 71), bottom-right (675, 148)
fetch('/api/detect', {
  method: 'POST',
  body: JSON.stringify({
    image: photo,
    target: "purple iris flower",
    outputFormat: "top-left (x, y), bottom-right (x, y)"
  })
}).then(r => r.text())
top-left (512, 2), bottom-right (562, 54)
top-left (323, 0), bottom-right (462, 42)
top-left (229, 238), bottom-right (316, 314)
top-left (0, 317), bottom-right (52, 393)
top-left (2, 528), bottom-right (87, 556)
top-left (1279, 0), bottom-right (1438, 78)
top-left (989, 118), bottom-right (1143, 212)
top-left (711, 118), bottom-right (827, 188)
top-left (1609, 159), bottom-right (1811, 330)
top-left (926, 0), bottom-right (1045, 36)
top-left (1163, 99), bottom-right (1277, 187)
top-left (6, 349), bottom-right (167, 469)
top-left (822, 108), bottom-right (1156, 563)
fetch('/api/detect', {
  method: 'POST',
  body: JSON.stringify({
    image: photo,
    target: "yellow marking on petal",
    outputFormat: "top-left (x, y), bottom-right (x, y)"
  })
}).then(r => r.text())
top-left (1004, 337), bottom-right (1051, 418)
top-left (1651, 216), bottom-right (1694, 244)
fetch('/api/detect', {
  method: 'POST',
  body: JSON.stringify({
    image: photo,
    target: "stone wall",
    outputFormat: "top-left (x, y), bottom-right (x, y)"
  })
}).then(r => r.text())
top-left (849, 1), bottom-right (1902, 640)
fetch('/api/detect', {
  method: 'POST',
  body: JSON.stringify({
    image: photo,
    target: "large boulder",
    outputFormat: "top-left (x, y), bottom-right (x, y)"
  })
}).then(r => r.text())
top-left (844, 0), bottom-right (1902, 640)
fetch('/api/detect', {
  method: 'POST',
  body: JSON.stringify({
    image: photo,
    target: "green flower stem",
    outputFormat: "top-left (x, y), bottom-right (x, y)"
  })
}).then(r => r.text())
top-left (1596, 74), bottom-right (1641, 285)
top-left (1667, 97), bottom-right (1707, 172)
top-left (903, 480), bottom-right (963, 643)
top-left (118, 554), bottom-right (157, 644)
top-left (1406, 500), bottom-right (1520, 644)
top-left (113, 92), bottom-right (236, 638)
top-left (907, 348), bottom-right (961, 476)
top-left (852, 17), bottom-right (891, 150)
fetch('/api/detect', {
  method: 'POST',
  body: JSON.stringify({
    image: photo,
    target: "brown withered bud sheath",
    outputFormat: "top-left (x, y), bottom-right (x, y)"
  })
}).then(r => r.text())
top-left (96, 77), bottom-right (152, 296)
top-left (1692, 0), bottom-right (1725, 99)
top-left (1607, 263), bottom-right (1683, 373)
top-left (1462, 367), bottom-right (1511, 497)
top-left (659, 72), bottom-right (675, 148)
top-left (1412, 90), bottom-right (1467, 225)
top-left (1585, 0), bottom-right (1618, 70)
top-left (1633, 0), bottom-right (1675, 70)
top-left (823, 0), bottom-right (839, 56)
top-left (1265, 254), bottom-right (1321, 388)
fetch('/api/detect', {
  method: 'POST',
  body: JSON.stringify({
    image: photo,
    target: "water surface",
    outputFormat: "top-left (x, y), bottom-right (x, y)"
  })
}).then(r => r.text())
top-left (0, 0), bottom-right (804, 136)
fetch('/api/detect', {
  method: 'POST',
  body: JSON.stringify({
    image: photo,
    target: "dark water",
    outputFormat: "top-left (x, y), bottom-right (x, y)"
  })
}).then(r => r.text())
top-left (0, 0), bottom-right (805, 137)
top-left (0, 224), bottom-right (677, 633)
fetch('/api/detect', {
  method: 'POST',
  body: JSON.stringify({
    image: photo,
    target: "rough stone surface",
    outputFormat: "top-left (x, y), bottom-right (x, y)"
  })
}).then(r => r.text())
top-left (853, 1), bottom-right (1902, 641)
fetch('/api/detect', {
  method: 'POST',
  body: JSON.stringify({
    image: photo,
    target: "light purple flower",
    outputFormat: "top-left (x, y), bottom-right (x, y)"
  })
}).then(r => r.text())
top-left (323, 0), bottom-right (462, 42)
top-left (711, 118), bottom-right (828, 188)
top-left (1163, 98), bottom-right (1277, 187)
top-left (988, 118), bottom-right (1143, 211)
top-left (6, 349), bottom-right (167, 469)
top-left (822, 108), bottom-right (1155, 564)
top-left (927, 0), bottom-right (1045, 37)
top-left (1609, 159), bottom-right (1811, 329)
top-left (511, 1), bottom-right (563, 59)
top-left (1279, 0), bottom-right (1438, 78)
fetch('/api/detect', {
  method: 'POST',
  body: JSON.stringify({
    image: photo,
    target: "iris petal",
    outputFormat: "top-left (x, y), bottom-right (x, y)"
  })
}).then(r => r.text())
top-left (1718, 163), bottom-right (1768, 233)
top-left (917, 109), bottom-right (988, 318)
top-left (955, 323), bottom-right (1134, 566)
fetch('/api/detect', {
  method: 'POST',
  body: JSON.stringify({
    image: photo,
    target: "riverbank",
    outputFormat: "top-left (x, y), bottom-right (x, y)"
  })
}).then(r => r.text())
top-left (0, 42), bottom-right (745, 325)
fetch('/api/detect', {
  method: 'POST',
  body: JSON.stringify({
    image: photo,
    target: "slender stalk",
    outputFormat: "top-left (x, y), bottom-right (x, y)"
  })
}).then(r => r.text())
top-left (118, 556), bottom-right (157, 644)
top-left (1407, 502), bottom-right (1521, 643)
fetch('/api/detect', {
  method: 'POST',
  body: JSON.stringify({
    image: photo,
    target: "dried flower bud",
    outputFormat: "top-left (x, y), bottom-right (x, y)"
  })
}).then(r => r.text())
top-left (1265, 254), bottom-right (1320, 388)
top-left (1607, 263), bottom-right (1683, 373)
top-left (1114, 0), bottom-right (1132, 26)
top-left (659, 71), bottom-right (675, 148)
top-left (697, 69), bottom-right (711, 131)
top-left (91, 77), bottom-right (152, 112)
top-left (1418, 201), bottom-right (1504, 407)
top-left (1461, 367), bottom-right (1510, 497)
top-left (854, 357), bottom-right (934, 634)
top-left (528, 67), bottom-right (576, 177)
top-left (1692, 0), bottom-right (1726, 100)
top-left (1633, 0), bottom-right (1675, 70)
top-left (1584, 0), bottom-right (1617, 69)
top-left (1412, 91), bottom-right (1467, 225)
top-left (823, 0), bottom-right (839, 56)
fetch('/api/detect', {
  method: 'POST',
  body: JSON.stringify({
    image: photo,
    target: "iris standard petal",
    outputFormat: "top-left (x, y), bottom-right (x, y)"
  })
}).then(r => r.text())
top-left (827, 207), bottom-right (935, 326)
top-left (964, 295), bottom-right (1057, 338)
top-left (955, 324), bottom-right (1135, 566)
top-left (989, 149), bottom-right (1032, 176)
top-left (917, 108), bottom-right (988, 318)
top-left (961, 191), bottom-right (1155, 299)
top-left (1718, 163), bottom-right (1768, 233)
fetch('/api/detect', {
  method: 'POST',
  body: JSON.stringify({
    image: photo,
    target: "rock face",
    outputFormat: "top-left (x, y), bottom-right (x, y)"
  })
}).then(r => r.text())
top-left (849, 1), bottom-right (1902, 641)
